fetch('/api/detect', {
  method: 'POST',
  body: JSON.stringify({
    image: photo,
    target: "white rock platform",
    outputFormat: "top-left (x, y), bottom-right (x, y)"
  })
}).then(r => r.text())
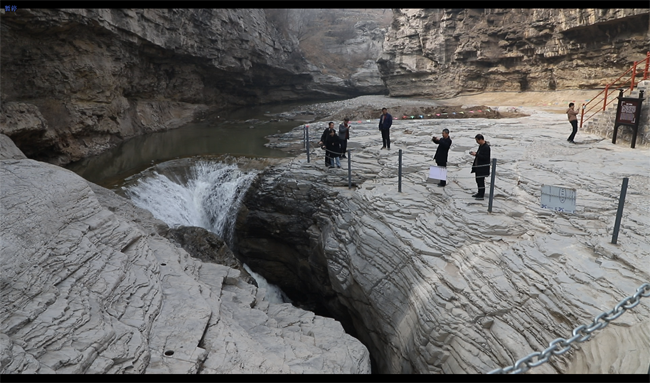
top-left (265, 106), bottom-right (650, 374)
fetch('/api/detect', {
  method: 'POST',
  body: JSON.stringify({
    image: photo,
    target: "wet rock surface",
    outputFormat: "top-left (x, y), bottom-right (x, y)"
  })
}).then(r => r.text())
top-left (163, 226), bottom-right (257, 286)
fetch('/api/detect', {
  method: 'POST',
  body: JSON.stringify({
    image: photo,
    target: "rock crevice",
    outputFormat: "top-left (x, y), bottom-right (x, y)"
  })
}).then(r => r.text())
top-left (234, 106), bottom-right (650, 374)
top-left (0, 134), bottom-right (371, 374)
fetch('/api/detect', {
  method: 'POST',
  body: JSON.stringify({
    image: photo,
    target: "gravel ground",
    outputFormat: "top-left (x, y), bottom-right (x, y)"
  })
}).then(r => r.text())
top-left (293, 90), bottom-right (600, 121)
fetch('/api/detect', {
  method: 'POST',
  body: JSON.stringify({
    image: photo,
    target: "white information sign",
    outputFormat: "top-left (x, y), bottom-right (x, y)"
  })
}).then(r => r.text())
top-left (428, 166), bottom-right (447, 181)
top-left (540, 185), bottom-right (576, 213)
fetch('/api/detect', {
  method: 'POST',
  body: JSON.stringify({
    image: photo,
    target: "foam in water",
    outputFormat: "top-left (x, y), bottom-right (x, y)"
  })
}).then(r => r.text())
top-left (125, 161), bottom-right (256, 246)
top-left (125, 160), bottom-right (291, 303)
top-left (243, 263), bottom-right (292, 304)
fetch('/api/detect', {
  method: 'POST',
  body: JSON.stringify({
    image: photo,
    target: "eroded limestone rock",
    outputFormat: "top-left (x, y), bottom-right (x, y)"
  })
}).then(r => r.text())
top-left (236, 109), bottom-right (650, 374)
top-left (0, 135), bottom-right (371, 374)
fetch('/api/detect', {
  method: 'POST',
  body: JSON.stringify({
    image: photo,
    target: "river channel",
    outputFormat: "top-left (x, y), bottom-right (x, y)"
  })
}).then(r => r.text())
top-left (64, 99), bottom-right (337, 189)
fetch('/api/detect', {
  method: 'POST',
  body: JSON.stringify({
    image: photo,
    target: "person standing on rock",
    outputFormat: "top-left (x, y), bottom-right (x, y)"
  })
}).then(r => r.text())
top-left (338, 118), bottom-right (351, 158)
top-left (431, 128), bottom-right (452, 187)
top-left (470, 134), bottom-right (490, 200)
top-left (566, 102), bottom-right (579, 143)
top-left (325, 129), bottom-right (342, 168)
top-left (318, 122), bottom-right (337, 167)
top-left (378, 107), bottom-right (392, 150)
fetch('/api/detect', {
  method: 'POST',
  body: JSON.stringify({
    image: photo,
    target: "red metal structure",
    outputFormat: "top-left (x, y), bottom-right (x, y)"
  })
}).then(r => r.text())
top-left (580, 51), bottom-right (650, 129)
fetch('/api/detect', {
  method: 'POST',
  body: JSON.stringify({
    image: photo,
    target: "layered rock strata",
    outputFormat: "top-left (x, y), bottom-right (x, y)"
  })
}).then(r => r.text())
top-left (378, 9), bottom-right (650, 98)
top-left (235, 108), bottom-right (650, 373)
top-left (0, 9), bottom-right (385, 166)
top-left (0, 134), bottom-right (371, 374)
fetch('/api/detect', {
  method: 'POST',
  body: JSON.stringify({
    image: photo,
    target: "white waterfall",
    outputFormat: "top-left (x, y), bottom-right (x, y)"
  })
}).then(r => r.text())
top-left (125, 161), bottom-right (256, 245)
top-left (124, 160), bottom-right (291, 303)
top-left (243, 263), bottom-right (292, 305)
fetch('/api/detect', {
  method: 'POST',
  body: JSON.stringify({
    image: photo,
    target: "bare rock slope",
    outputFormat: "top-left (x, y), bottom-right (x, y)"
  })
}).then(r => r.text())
top-left (0, 134), bottom-right (371, 374)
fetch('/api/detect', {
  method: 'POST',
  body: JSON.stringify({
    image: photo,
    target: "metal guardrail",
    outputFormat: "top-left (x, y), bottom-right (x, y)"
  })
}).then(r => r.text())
top-left (580, 51), bottom-right (650, 129)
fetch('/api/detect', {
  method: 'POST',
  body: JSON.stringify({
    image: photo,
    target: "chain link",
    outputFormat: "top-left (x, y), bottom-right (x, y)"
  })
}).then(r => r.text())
top-left (488, 282), bottom-right (650, 374)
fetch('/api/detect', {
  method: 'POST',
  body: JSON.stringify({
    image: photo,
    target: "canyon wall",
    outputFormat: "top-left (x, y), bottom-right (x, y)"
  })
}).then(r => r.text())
top-left (0, 8), bottom-right (387, 166)
top-left (378, 9), bottom-right (650, 98)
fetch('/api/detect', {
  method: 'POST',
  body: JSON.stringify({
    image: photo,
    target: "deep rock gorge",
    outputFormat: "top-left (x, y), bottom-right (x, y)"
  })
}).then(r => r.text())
top-left (234, 113), bottom-right (650, 374)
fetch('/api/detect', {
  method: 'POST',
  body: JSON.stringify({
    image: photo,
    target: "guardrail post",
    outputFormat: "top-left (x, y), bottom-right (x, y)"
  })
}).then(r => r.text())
top-left (487, 158), bottom-right (497, 213)
top-left (611, 177), bottom-right (629, 245)
top-left (603, 85), bottom-right (610, 111)
top-left (579, 104), bottom-right (585, 129)
top-left (305, 125), bottom-right (310, 163)
top-left (644, 51), bottom-right (649, 81)
top-left (398, 149), bottom-right (402, 192)
top-left (347, 150), bottom-right (352, 189)
top-left (630, 61), bottom-right (637, 92)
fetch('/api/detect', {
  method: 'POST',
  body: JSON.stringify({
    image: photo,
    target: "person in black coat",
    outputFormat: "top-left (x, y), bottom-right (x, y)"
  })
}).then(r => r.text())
top-left (470, 134), bottom-right (490, 200)
top-left (338, 118), bottom-right (350, 158)
top-left (378, 107), bottom-right (393, 150)
top-left (324, 129), bottom-right (342, 168)
top-left (318, 122), bottom-right (337, 167)
top-left (431, 128), bottom-right (452, 187)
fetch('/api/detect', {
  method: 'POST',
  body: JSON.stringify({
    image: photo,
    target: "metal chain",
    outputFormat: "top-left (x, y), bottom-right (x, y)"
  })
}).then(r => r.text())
top-left (488, 282), bottom-right (650, 374)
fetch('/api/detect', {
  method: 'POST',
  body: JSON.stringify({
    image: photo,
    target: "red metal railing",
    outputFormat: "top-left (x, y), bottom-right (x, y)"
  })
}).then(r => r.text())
top-left (580, 51), bottom-right (650, 129)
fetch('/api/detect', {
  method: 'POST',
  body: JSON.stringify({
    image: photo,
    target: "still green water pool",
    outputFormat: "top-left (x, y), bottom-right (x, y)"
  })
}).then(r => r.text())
top-left (64, 98), bottom-right (337, 188)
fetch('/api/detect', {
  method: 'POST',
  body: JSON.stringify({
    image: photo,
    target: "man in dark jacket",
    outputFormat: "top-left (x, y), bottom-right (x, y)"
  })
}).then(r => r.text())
top-left (378, 107), bottom-right (392, 150)
top-left (318, 122), bottom-right (337, 167)
top-left (324, 129), bottom-right (342, 168)
top-left (470, 134), bottom-right (490, 200)
top-left (432, 128), bottom-right (452, 187)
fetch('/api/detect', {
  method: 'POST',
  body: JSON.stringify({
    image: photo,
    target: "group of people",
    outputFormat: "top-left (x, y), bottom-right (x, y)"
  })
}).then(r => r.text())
top-left (310, 101), bottom-right (582, 205)
top-left (317, 119), bottom-right (350, 168)
top-left (317, 107), bottom-right (492, 200)
top-left (429, 102), bottom-right (578, 199)
top-left (377, 107), bottom-right (492, 200)
top-left (317, 107), bottom-right (392, 168)
top-left (431, 129), bottom-right (491, 200)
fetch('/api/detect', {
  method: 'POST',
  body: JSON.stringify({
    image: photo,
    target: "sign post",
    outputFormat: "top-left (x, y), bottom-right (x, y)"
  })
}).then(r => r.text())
top-left (488, 158), bottom-right (497, 213)
top-left (348, 150), bottom-right (352, 189)
top-left (612, 90), bottom-right (645, 148)
top-left (305, 125), bottom-right (310, 163)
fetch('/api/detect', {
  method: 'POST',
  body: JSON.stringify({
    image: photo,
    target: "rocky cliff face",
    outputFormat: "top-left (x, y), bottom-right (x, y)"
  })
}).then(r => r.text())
top-left (0, 8), bottom-right (388, 166)
top-left (267, 9), bottom-right (390, 96)
top-left (378, 9), bottom-right (650, 98)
